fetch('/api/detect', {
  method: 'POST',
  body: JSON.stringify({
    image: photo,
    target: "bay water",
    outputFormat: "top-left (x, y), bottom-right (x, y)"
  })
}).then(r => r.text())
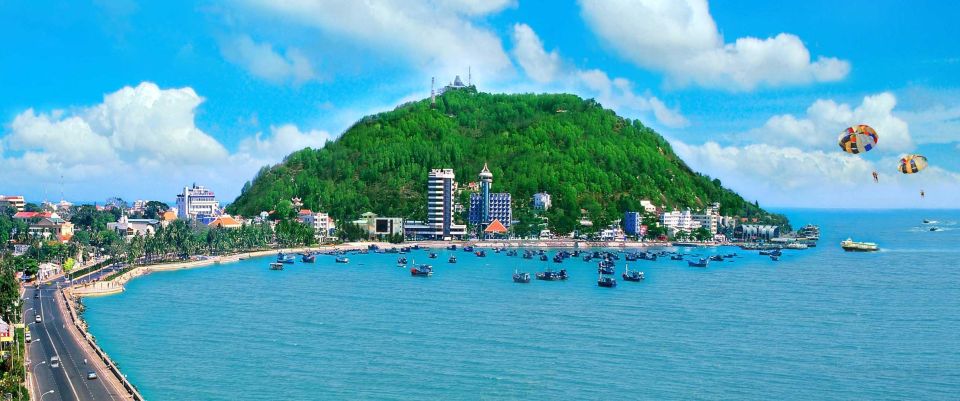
top-left (83, 210), bottom-right (960, 400)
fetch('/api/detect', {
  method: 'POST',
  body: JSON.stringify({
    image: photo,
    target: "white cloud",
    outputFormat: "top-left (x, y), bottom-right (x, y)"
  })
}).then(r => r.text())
top-left (746, 92), bottom-right (913, 153)
top-left (510, 24), bottom-right (688, 128)
top-left (237, 124), bottom-right (332, 161)
top-left (511, 23), bottom-right (563, 83)
top-left (672, 140), bottom-right (960, 208)
top-left (0, 82), bottom-right (327, 202)
top-left (221, 35), bottom-right (317, 84)
top-left (578, 0), bottom-right (850, 91)
top-left (241, 0), bottom-right (514, 78)
top-left (668, 91), bottom-right (959, 208)
top-left (899, 103), bottom-right (960, 144)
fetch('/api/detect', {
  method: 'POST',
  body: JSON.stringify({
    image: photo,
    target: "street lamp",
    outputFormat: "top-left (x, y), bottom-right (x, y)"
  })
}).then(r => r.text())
top-left (40, 390), bottom-right (55, 400)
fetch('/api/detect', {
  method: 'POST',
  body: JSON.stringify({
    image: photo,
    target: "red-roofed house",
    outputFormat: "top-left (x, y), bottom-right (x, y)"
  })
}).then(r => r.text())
top-left (28, 212), bottom-right (74, 243)
top-left (207, 215), bottom-right (242, 229)
top-left (13, 211), bottom-right (39, 220)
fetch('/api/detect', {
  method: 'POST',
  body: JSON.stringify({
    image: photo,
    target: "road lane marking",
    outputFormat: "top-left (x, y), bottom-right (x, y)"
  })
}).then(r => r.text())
top-left (41, 295), bottom-right (82, 401)
top-left (52, 290), bottom-right (121, 401)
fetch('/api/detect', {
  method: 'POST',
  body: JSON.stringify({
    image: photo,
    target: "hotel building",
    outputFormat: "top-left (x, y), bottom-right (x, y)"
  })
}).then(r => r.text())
top-left (176, 184), bottom-right (220, 220)
top-left (468, 163), bottom-right (512, 229)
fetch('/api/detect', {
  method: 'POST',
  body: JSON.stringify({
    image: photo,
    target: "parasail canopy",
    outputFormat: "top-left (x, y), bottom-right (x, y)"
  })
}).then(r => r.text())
top-left (838, 125), bottom-right (879, 154)
top-left (898, 154), bottom-right (928, 174)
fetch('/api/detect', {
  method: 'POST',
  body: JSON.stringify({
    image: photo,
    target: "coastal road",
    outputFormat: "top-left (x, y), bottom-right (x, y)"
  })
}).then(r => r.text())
top-left (25, 284), bottom-right (130, 401)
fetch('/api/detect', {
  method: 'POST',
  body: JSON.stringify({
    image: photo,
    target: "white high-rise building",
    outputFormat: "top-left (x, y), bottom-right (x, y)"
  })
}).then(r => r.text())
top-left (299, 210), bottom-right (336, 242)
top-left (660, 209), bottom-right (702, 235)
top-left (425, 169), bottom-right (466, 239)
top-left (176, 184), bottom-right (220, 220)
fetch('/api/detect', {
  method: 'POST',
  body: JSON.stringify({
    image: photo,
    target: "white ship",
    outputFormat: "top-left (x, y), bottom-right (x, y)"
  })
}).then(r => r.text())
top-left (840, 238), bottom-right (879, 252)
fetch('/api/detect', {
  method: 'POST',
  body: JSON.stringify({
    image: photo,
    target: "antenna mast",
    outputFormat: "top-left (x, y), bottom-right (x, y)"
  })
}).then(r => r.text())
top-left (468, 67), bottom-right (472, 86)
top-left (431, 77), bottom-right (436, 106)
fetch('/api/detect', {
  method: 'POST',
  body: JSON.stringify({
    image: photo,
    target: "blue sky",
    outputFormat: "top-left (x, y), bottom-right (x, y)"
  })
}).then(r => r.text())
top-left (1, 0), bottom-right (958, 208)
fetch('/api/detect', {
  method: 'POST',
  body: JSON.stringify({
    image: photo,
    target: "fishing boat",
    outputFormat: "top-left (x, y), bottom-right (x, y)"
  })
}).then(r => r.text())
top-left (840, 238), bottom-right (879, 252)
top-left (475, 250), bottom-right (487, 257)
top-left (463, 246), bottom-right (474, 252)
top-left (688, 258), bottom-right (709, 268)
top-left (929, 227), bottom-right (941, 232)
top-left (625, 253), bottom-right (638, 262)
top-left (428, 252), bottom-right (438, 259)
top-left (410, 264), bottom-right (433, 277)
top-left (368, 244), bottom-right (379, 250)
top-left (301, 253), bottom-right (316, 263)
top-left (269, 262), bottom-right (284, 270)
top-left (535, 268), bottom-right (568, 281)
top-left (506, 250), bottom-right (517, 257)
top-left (448, 255), bottom-right (457, 263)
top-left (335, 256), bottom-right (350, 264)
top-left (785, 242), bottom-right (808, 250)
top-left (622, 266), bottom-right (644, 282)
top-left (512, 270), bottom-right (531, 283)
top-left (447, 244), bottom-right (458, 251)
top-left (709, 255), bottom-right (724, 262)
top-left (277, 252), bottom-right (295, 264)
top-left (553, 254), bottom-right (564, 263)
top-left (397, 257), bottom-right (408, 265)
top-left (759, 249), bottom-right (782, 256)
top-left (583, 255), bottom-right (593, 262)
top-left (922, 219), bottom-right (936, 224)
top-left (522, 251), bottom-right (533, 259)
top-left (598, 264), bottom-right (615, 275)
top-left (539, 254), bottom-right (548, 261)
top-left (670, 254), bottom-right (684, 261)
top-left (597, 273), bottom-right (617, 288)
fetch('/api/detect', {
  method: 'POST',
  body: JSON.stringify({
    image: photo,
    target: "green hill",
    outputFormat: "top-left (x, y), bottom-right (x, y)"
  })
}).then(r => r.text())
top-left (227, 87), bottom-right (788, 235)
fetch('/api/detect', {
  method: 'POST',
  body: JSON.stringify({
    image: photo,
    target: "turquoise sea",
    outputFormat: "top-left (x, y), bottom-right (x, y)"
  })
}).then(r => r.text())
top-left (83, 210), bottom-right (960, 400)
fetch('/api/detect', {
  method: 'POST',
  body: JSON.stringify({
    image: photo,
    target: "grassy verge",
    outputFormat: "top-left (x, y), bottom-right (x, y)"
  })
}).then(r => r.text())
top-left (68, 258), bottom-right (115, 280)
top-left (104, 266), bottom-right (136, 281)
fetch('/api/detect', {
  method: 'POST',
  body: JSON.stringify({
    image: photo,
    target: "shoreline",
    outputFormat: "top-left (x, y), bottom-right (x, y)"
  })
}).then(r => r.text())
top-left (69, 239), bottom-right (724, 298)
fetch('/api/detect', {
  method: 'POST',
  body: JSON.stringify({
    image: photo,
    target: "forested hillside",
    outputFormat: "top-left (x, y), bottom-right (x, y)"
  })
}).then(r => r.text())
top-left (227, 88), bottom-right (788, 234)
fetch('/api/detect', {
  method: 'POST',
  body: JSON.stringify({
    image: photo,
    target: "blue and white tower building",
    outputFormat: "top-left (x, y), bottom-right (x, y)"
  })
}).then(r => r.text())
top-left (469, 163), bottom-right (512, 228)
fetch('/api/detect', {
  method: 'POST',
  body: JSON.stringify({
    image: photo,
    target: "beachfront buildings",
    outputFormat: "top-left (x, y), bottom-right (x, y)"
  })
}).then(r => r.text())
top-left (660, 209), bottom-right (702, 236)
top-left (107, 215), bottom-right (159, 239)
top-left (735, 224), bottom-right (780, 240)
top-left (24, 212), bottom-right (74, 242)
top-left (424, 169), bottom-right (466, 239)
top-left (623, 212), bottom-right (646, 237)
top-left (352, 212), bottom-right (404, 239)
top-left (299, 210), bottom-right (336, 242)
top-left (207, 215), bottom-right (243, 229)
top-left (532, 192), bottom-right (552, 211)
top-left (0, 195), bottom-right (25, 212)
top-left (468, 163), bottom-right (512, 230)
top-left (176, 184), bottom-right (220, 220)
top-left (660, 203), bottom-right (723, 236)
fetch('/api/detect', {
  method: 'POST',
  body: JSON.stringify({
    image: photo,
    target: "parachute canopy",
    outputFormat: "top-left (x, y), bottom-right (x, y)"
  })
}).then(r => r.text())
top-left (838, 125), bottom-right (879, 154)
top-left (898, 154), bottom-right (928, 174)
